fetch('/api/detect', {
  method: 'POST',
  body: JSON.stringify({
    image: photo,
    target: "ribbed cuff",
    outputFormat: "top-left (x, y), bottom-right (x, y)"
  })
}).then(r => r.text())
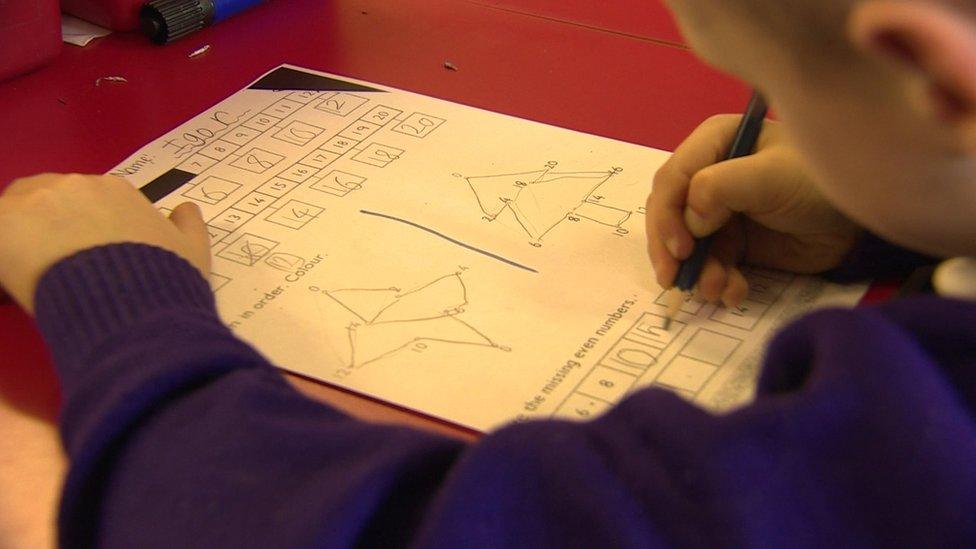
top-left (34, 243), bottom-right (218, 373)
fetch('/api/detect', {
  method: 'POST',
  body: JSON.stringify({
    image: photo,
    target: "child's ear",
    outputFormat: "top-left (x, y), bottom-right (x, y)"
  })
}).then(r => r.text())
top-left (848, 0), bottom-right (976, 150)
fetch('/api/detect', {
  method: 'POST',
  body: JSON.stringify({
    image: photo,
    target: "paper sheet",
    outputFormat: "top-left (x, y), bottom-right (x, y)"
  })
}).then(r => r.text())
top-left (112, 65), bottom-right (867, 431)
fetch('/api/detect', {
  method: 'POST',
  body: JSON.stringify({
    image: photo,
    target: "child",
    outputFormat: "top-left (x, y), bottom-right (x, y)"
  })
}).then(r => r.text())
top-left (0, 0), bottom-right (974, 545)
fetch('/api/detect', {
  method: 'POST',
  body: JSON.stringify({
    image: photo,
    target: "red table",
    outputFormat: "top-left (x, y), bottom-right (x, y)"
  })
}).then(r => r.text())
top-left (475, 0), bottom-right (685, 45)
top-left (0, 0), bottom-right (749, 432)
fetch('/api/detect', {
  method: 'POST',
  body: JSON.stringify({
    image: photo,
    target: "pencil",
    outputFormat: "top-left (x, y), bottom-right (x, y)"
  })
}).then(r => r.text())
top-left (663, 91), bottom-right (768, 330)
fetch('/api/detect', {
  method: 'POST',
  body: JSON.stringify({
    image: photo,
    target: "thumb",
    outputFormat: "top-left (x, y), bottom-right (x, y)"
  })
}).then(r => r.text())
top-left (168, 202), bottom-right (212, 277)
top-left (169, 202), bottom-right (209, 245)
top-left (683, 152), bottom-right (789, 237)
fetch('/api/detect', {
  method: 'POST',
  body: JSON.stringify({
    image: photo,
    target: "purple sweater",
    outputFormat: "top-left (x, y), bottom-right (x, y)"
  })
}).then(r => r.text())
top-left (35, 243), bottom-right (976, 547)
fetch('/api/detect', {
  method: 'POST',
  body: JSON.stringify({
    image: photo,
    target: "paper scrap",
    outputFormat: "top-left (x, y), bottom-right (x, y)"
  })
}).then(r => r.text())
top-left (189, 45), bottom-right (211, 58)
top-left (61, 14), bottom-right (111, 47)
top-left (95, 76), bottom-right (128, 87)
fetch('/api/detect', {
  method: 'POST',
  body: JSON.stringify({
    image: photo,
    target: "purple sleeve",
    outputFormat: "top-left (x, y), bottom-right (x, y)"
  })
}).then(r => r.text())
top-left (824, 230), bottom-right (938, 282)
top-left (35, 244), bottom-right (976, 547)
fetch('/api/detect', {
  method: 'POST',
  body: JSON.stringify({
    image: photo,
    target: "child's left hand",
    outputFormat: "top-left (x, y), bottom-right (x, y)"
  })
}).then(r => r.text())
top-left (0, 173), bottom-right (211, 315)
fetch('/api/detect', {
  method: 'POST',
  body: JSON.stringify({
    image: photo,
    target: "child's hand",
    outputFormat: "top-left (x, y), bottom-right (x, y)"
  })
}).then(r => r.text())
top-left (0, 174), bottom-right (211, 314)
top-left (646, 115), bottom-right (861, 306)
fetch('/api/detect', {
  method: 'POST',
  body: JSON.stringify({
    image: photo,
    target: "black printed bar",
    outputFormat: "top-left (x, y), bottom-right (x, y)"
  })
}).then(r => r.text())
top-left (248, 67), bottom-right (384, 93)
top-left (140, 168), bottom-right (197, 202)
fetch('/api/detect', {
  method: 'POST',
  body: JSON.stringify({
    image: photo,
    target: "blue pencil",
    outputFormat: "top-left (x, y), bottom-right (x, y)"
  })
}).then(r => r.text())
top-left (663, 91), bottom-right (768, 330)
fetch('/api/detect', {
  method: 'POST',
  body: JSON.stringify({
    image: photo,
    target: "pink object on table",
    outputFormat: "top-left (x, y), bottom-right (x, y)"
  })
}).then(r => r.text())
top-left (60, 0), bottom-right (145, 31)
top-left (0, 0), bottom-right (62, 82)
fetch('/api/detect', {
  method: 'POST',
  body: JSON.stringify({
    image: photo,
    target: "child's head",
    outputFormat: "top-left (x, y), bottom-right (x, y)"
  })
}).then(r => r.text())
top-left (666, 0), bottom-right (976, 257)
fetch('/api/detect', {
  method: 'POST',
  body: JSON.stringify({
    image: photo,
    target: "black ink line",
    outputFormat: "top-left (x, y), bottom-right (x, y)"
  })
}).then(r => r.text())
top-left (359, 210), bottom-right (539, 274)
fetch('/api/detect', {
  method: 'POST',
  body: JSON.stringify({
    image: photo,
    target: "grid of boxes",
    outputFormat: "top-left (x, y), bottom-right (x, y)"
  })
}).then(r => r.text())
top-left (553, 315), bottom-right (746, 420)
top-left (172, 93), bottom-right (425, 268)
top-left (156, 87), bottom-right (449, 290)
top-left (709, 269), bottom-right (791, 331)
top-left (553, 312), bottom-right (685, 420)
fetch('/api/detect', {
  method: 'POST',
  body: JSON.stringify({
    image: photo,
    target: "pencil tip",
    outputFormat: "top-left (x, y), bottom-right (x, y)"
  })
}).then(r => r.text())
top-left (662, 287), bottom-right (686, 331)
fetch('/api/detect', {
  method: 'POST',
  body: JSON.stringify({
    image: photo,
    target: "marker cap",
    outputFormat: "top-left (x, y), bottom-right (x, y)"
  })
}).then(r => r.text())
top-left (140, 0), bottom-right (215, 44)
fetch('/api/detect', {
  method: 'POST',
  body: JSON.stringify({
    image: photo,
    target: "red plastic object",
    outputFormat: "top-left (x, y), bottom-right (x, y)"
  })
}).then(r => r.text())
top-left (0, 0), bottom-right (62, 82)
top-left (60, 0), bottom-right (145, 31)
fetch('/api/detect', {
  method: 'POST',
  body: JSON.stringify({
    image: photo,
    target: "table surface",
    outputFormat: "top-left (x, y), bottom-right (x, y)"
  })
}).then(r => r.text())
top-left (0, 0), bottom-right (752, 438)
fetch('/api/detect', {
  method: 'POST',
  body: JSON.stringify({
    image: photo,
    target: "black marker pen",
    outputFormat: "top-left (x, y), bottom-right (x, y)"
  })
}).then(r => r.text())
top-left (141, 0), bottom-right (264, 44)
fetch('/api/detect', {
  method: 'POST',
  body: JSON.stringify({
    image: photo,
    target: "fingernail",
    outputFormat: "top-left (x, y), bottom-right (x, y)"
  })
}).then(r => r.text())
top-left (683, 208), bottom-right (710, 237)
top-left (665, 237), bottom-right (682, 258)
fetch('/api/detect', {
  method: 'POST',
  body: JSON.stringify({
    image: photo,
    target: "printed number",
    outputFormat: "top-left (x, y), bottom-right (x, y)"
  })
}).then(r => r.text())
top-left (325, 98), bottom-right (345, 111)
top-left (599, 380), bottom-right (614, 388)
top-left (575, 408), bottom-right (591, 417)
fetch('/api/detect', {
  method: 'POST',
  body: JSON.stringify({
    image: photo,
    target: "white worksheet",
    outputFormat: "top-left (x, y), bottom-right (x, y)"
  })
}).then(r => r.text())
top-left (113, 65), bottom-right (866, 431)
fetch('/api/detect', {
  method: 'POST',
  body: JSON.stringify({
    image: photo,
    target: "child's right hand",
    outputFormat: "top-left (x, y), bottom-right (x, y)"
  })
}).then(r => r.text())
top-left (645, 115), bottom-right (862, 306)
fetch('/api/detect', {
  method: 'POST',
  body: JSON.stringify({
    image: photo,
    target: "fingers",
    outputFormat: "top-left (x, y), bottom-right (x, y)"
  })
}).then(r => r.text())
top-left (722, 267), bottom-right (750, 308)
top-left (647, 115), bottom-right (746, 287)
top-left (683, 152), bottom-right (787, 237)
top-left (690, 259), bottom-right (751, 308)
top-left (688, 223), bottom-right (749, 306)
top-left (646, 112), bottom-right (777, 307)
